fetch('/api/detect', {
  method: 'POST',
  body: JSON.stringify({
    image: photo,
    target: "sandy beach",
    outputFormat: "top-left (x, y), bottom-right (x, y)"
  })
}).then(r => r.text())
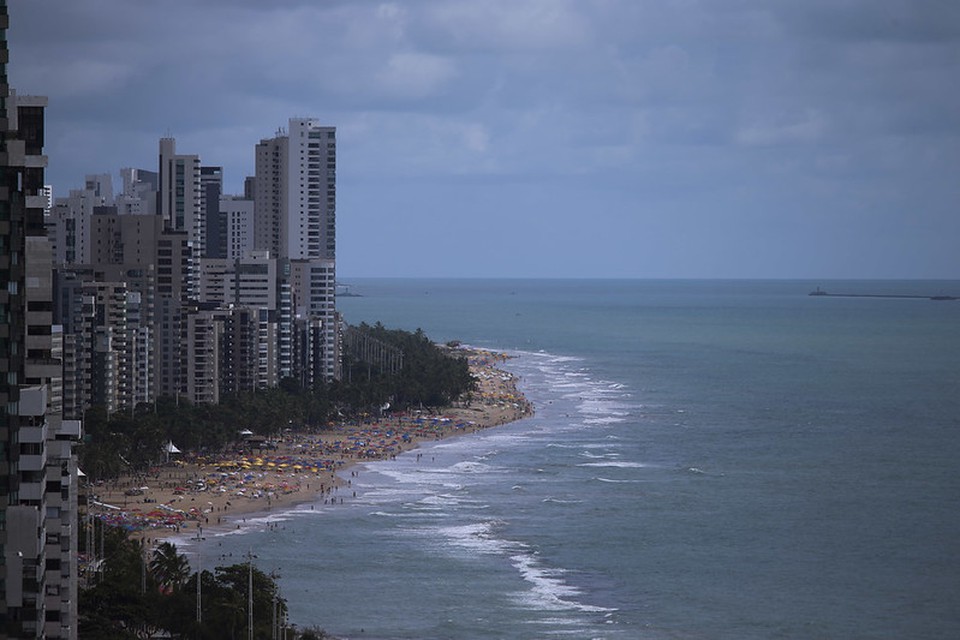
top-left (87, 348), bottom-right (532, 546)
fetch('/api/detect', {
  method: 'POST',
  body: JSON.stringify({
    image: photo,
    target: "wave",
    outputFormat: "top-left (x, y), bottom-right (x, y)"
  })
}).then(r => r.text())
top-left (542, 497), bottom-right (584, 505)
top-left (369, 510), bottom-right (437, 519)
top-left (577, 461), bottom-right (650, 469)
top-left (425, 516), bottom-right (617, 615)
top-left (548, 442), bottom-right (620, 451)
top-left (583, 416), bottom-right (628, 426)
top-left (579, 450), bottom-right (620, 459)
top-left (511, 348), bottom-right (584, 364)
top-left (432, 520), bottom-right (517, 556)
top-left (448, 461), bottom-right (497, 474)
top-left (593, 476), bottom-right (641, 484)
top-left (510, 553), bottom-right (618, 614)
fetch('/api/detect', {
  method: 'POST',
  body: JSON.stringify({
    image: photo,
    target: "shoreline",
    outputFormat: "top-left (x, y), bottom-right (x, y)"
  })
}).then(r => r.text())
top-left (86, 348), bottom-right (533, 551)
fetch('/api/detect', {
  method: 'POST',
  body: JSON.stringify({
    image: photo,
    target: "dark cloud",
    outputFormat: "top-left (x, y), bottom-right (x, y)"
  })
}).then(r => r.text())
top-left (6, 0), bottom-right (959, 278)
top-left (777, 0), bottom-right (960, 43)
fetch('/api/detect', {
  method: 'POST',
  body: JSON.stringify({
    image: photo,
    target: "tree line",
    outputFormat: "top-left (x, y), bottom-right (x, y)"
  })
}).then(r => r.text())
top-left (76, 325), bottom-right (473, 637)
top-left (79, 526), bottom-right (330, 639)
top-left (79, 324), bottom-right (475, 481)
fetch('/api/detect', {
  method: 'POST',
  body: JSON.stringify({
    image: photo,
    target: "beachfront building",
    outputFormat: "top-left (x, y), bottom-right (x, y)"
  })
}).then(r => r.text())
top-left (198, 250), bottom-right (277, 310)
top-left (287, 258), bottom-right (339, 382)
top-left (255, 118), bottom-right (339, 382)
top-left (183, 304), bottom-right (278, 403)
top-left (194, 251), bottom-right (281, 396)
top-left (184, 308), bottom-right (223, 405)
top-left (0, 55), bottom-right (80, 638)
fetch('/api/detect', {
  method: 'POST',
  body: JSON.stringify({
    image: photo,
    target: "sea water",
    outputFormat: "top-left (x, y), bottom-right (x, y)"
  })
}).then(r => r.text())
top-left (190, 279), bottom-right (960, 639)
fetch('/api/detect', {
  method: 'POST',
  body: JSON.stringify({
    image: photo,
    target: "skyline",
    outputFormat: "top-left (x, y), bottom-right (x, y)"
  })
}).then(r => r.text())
top-left (9, 0), bottom-right (960, 280)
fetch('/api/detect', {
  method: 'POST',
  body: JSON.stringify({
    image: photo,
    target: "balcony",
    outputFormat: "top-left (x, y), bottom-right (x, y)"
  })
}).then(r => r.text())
top-left (19, 423), bottom-right (48, 444)
top-left (19, 482), bottom-right (43, 501)
top-left (58, 419), bottom-right (82, 438)
top-left (19, 452), bottom-right (48, 471)
top-left (17, 385), bottom-right (48, 417)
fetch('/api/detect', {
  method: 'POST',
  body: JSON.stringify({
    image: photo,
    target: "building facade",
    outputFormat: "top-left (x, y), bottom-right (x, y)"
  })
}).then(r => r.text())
top-left (255, 119), bottom-right (339, 382)
top-left (0, 22), bottom-right (80, 635)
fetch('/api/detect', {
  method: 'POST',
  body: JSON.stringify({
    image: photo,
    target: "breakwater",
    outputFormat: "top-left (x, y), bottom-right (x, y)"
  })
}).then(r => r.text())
top-left (809, 287), bottom-right (957, 301)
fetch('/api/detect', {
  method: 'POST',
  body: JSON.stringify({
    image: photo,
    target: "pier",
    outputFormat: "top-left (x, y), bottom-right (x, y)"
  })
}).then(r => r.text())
top-left (809, 287), bottom-right (958, 301)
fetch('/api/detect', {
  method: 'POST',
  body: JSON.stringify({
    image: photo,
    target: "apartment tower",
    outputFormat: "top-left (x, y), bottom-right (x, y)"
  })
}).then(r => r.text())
top-left (255, 118), bottom-right (338, 381)
top-left (1, 5), bottom-right (80, 635)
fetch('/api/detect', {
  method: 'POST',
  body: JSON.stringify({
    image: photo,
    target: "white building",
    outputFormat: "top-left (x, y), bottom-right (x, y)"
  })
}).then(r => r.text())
top-left (255, 118), bottom-right (339, 381)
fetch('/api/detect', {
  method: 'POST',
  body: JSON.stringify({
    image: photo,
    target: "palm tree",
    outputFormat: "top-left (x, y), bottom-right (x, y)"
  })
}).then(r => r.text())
top-left (149, 542), bottom-right (191, 593)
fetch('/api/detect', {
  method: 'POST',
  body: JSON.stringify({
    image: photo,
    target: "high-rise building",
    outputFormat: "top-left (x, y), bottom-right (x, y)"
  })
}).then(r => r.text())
top-left (1, 6), bottom-right (81, 633)
top-left (116, 167), bottom-right (158, 216)
top-left (220, 195), bottom-right (255, 261)
top-left (255, 118), bottom-right (339, 381)
top-left (158, 138), bottom-right (201, 300)
top-left (46, 174), bottom-right (113, 267)
top-left (288, 258), bottom-right (338, 381)
top-left (86, 209), bottom-right (170, 401)
top-left (200, 165), bottom-right (224, 258)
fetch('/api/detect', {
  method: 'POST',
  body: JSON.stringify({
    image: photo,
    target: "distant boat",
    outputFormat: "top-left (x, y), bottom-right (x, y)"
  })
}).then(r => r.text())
top-left (809, 286), bottom-right (828, 296)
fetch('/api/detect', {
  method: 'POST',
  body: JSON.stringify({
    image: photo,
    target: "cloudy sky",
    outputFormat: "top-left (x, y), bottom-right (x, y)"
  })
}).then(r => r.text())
top-left (9, 0), bottom-right (960, 279)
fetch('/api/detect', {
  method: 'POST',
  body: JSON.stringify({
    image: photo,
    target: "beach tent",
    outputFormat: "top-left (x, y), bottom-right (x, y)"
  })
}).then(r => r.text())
top-left (164, 441), bottom-right (181, 463)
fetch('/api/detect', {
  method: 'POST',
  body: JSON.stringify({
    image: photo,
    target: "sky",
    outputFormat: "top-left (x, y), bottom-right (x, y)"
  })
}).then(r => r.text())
top-left (9, 0), bottom-right (960, 279)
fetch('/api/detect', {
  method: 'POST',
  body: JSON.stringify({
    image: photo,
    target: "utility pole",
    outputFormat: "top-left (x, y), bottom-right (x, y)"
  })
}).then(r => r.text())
top-left (270, 569), bottom-right (282, 640)
top-left (247, 548), bottom-right (256, 640)
top-left (99, 518), bottom-right (105, 584)
top-left (196, 543), bottom-right (202, 628)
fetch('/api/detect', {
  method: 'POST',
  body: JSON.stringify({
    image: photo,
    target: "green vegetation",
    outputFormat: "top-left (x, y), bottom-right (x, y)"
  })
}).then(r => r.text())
top-left (79, 525), bottom-right (313, 639)
top-left (339, 323), bottom-right (475, 409)
top-left (77, 325), bottom-right (469, 637)
top-left (78, 324), bottom-right (475, 478)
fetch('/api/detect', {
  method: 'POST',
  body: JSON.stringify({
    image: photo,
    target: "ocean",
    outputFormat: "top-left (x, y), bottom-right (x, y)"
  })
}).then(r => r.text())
top-left (187, 279), bottom-right (960, 639)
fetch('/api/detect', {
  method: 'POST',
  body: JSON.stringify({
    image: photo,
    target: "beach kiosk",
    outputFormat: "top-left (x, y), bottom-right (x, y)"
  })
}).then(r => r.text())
top-left (164, 441), bottom-right (182, 464)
